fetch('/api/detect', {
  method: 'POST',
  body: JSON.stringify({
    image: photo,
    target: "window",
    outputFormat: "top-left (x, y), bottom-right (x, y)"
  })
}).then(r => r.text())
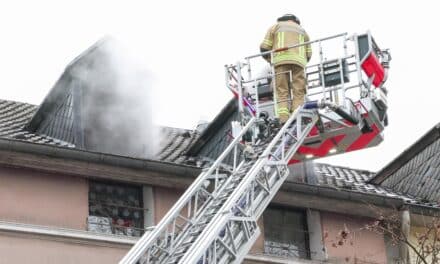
top-left (263, 206), bottom-right (310, 259)
top-left (88, 180), bottom-right (145, 237)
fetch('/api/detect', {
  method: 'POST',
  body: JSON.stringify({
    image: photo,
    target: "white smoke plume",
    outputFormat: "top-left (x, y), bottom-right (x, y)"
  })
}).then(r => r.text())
top-left (71, 36), bottom-right (160, 159)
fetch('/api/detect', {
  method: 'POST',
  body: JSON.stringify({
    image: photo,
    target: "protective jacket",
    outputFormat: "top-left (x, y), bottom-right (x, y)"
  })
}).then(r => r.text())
top-left (260, 21), bottom-right (312, 67)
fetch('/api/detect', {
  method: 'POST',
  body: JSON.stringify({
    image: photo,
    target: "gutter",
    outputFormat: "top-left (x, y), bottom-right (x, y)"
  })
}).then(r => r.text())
top-left (0, 137), bottom-right (201, 179)
top-left (281, 181), bottom-right (405, 209)
top-left (280, 181), bottom-right (440, 216)
top-left (406, 203), bottom-right (440, 216)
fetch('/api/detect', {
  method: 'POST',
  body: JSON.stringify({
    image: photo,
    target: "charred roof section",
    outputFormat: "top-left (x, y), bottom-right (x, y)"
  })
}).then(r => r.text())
top-left (0, 98), bottom-right (197, 164)
top-left (24, 41), bottom-right (105, 147)
top-left (2, 37), bottom-right (199, 164)
top-left (23, 38), bottom-right (163, 159)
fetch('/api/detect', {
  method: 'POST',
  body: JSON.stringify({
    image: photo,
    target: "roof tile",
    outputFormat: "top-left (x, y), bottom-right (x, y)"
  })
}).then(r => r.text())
top-left (0, 98), bottom-right (199, 163)
top-left (313, 163), bottom-right (440, 209)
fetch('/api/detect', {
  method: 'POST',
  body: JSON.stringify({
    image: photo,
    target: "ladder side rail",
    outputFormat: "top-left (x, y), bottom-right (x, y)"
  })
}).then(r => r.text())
top-left (178, 108), bottom-right (317, 264)
top-left (220, 116), bottom-right (319, 264)
top-left (214, 113), bottom-right (316, 264)
top-left (160, 163), bottom-right (246, 264)
top-left (214, 112), bottom-right (317, 264)
top-left (119, 117), bottom-right (256, 264)
top-left (179, 151), bottom-right (270, 263)
top-left (193, 114), bottom-right (318, 264)
top-left (254, 114), bottom-right (318, 219)
top-left (260, 107), bottom-right (306, 159)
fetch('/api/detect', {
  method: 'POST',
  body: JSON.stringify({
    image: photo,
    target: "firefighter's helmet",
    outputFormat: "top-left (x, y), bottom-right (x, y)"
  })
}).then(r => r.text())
top-left (277, 14), bottom-right (300, 25)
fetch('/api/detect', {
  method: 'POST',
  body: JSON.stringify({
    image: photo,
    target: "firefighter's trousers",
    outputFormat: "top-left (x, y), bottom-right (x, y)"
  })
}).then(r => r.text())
top-left (274, 64), bottom-right (306, 123)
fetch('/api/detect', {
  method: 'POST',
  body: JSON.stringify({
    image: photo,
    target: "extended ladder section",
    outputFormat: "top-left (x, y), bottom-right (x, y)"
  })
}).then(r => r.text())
top-left (120, 32), bottom-right (390, 264)
top-left (121, 109), bottom-right (318, 264)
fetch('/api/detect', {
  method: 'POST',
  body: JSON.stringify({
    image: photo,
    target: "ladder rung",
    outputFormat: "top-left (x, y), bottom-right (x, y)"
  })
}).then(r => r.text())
top-left (189, 230), bottom-right (203, 236)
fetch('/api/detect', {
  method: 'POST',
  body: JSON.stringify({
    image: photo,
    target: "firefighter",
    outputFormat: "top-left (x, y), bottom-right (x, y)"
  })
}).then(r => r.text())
top-left (260, 14), bottom-right (312, 124)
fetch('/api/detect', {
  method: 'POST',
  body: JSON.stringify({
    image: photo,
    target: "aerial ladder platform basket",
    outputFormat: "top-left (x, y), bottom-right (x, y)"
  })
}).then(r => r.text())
top-left (120, 31), bottom-right (391, 264)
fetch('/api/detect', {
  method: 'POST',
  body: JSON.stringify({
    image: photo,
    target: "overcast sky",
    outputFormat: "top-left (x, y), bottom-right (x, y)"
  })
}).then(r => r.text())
top-left (1, 0), bottom-right (439, 172)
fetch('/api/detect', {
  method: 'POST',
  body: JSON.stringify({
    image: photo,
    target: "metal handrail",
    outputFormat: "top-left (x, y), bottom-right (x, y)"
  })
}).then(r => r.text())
top-left (226, 32), bottom-right (377, 119)
top-left (245, 32), bottom-right (348, 60)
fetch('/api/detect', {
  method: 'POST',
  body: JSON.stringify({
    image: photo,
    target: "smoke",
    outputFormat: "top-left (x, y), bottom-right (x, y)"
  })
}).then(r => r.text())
top-left (71, 37), bottom-right (159, 159)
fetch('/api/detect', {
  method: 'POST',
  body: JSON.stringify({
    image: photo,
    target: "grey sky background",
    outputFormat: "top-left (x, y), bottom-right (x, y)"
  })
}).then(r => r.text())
top-left (1, 0), bottom-right (439, 171)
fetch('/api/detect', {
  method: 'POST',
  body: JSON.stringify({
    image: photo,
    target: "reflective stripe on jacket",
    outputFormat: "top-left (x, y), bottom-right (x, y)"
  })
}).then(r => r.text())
top-left (260, 21), bottom-right (312, 67)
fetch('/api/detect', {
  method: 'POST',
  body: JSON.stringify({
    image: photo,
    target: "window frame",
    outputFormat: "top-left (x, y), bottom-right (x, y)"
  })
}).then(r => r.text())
top-left (88, 179), bottom-right (146, 237)
top-left (263, 205), bottom-right (311, 259)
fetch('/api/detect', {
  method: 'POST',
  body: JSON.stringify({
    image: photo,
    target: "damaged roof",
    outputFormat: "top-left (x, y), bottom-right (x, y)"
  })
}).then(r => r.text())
top-left (0, 98), bottom-right (198, 163)
top-left (0, 37), bottom-right (200, 163)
